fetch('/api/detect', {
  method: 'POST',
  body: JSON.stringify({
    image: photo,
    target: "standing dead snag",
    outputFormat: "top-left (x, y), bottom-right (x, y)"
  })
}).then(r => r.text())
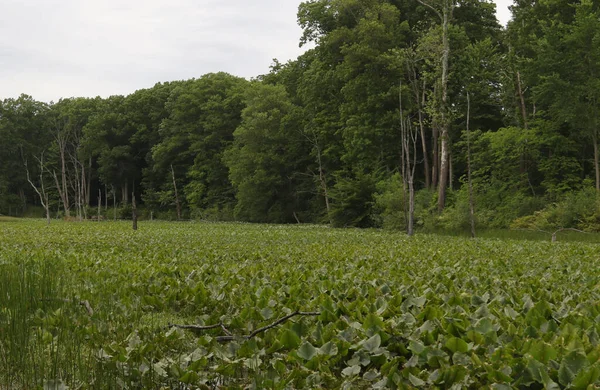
top-left (417, 0), bottom-right (454, 212)
top-left (25, 153), bottom-right (51, 225)
top-left (399, 81), bottom-right (418, 236)
top-left (132, 190), bottom-right (138, 231)
top-left (171, 164), bottom-right (181, 221)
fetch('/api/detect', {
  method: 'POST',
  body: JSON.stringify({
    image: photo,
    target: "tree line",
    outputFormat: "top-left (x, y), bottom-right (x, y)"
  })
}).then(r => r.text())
top-left (1, 0), bottom-right (599, 232)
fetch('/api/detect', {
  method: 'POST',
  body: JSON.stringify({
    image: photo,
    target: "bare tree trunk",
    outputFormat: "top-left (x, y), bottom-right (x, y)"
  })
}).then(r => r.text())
top-left (104, 185), bottom-right (108, 210)
top-left (98, 190), bottom-right (102, 222)
top-left (60, 144), bottom-right (70, 216)
top-left (437, 2), bottom-right (451, 213)
top-left (112, 186), bottom-right (117, 221)
top-left (516, 71), bottom-right (528, 130)
top-left (400, 82), bottom-right (418, 236)
top-left (432, 125), bottom-right (439, 189)
top-left (466, 92), bottom-right (476, 238)
top-left (121, 182), bottom-right (129, 205)
top-left (315, 145), bottom-right (332, 225)
top-left (86, 157), bottom-right (92, 206)
top-left (25, 155), bottom-right (51, 225)
top-left (408, 57), bottom-right (431, 189)
top-left (132, 191), bottom-right (138, 231)
top-left (171, 164), bottom-right (182, 221)
top-left (418, 81), bottom-right (431, 189)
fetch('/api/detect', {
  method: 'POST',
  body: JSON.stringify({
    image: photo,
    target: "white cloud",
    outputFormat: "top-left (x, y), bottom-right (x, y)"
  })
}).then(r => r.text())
top-left (0, 0), bottom-right (306, 102)
top-left (0, 0), bottom-right (512, 102)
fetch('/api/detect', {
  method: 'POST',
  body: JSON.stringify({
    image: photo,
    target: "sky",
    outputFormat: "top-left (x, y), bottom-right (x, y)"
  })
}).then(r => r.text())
top-left (0, 0), bottom-right (514, 103)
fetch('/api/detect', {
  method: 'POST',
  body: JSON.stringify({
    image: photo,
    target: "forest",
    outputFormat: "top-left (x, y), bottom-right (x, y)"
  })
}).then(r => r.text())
top-left (2, 0), bottom-right (600, 233)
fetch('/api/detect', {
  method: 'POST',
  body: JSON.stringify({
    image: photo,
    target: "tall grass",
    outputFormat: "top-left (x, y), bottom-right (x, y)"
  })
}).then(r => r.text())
top-left (0, 258), bottom-right (104, 388)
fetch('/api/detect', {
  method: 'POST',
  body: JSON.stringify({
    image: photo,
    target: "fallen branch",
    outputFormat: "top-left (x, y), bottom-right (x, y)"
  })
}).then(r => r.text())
top-left (43, 298), bottom-right (94, 316)
top-left (550, 228), bottom-right (589, 242)
top-left (513, 226), bottom-right (591, 242)
top-left (169, 310), bottom-right (321, 342)
top-left (168, 323), bottom-right (224, 331)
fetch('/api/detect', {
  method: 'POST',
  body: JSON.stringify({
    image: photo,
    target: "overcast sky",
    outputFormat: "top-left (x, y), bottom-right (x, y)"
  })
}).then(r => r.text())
top-left (0, 0), bottom-right (513, 103)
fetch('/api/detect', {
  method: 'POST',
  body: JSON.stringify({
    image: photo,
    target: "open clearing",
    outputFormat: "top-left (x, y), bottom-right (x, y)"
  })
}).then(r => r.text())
top-left (1, 220), bottom-right (600, 388)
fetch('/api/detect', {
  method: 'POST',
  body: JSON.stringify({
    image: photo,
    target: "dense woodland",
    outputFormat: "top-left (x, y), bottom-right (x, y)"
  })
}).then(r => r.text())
top-left (1, 0), bottom-right (600, 232)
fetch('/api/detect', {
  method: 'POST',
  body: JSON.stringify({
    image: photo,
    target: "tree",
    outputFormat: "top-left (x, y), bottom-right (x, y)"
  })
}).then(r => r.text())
top-left (224, 83), bottom-right (311, 223)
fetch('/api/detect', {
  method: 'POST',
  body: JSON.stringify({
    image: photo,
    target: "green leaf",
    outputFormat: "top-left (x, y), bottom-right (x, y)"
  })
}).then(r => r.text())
top-left (571, 365), bottom-right (600, 390)
top-left (342, 365), bottom-right (361, 377)
top-left (318, 341), bottom-right (338, 357)
top-left (297, 341), bottom-right (318, 360)
top-left (279, 329), bottom-right (300, 349)
top-left (408, 373), bottom-right (426, 386)
top-left (559, 351), bottom-right (589, 386)
top-left (445, 337), bottom-right (469, 353)
top-left (363, 334), bottom-right (381, 353)
top-left (529, 341), bottom-right (557, 364)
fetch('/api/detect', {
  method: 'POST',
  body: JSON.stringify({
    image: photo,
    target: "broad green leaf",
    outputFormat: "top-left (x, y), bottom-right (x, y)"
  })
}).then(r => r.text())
top-left (279, 329), bottom-right (300, 349)
top-left (571, 365), bottom-right (600, 389)
top-left (445, 337), bottom-right (469, 353)
top-left (318, 341), bottom-right (338, 357)
top-left (409, 373), bottom-right (425, 386)
top-left (363, 334), bottom-right (381, 353)
top-left (342, 365), bottom-right (361, 377)
top-left (297, 341), bottom-right (318, 361)
top-left (559, 351), bottom-right (589, 386)
top-left (529, 341), bottom-right (557, 364)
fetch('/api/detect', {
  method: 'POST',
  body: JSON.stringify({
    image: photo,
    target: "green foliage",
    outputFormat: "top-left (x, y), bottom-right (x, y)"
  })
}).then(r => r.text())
top-left (373, 173), bottom-right (406, 230)
top-left (511, 186), bottom-right (600, 231)
top-left (3, 221), bottom-right (600, 388)
top-left (330, 170), bottom-right (378, 228)
top-left (224, 83), bottom-right (311, 223)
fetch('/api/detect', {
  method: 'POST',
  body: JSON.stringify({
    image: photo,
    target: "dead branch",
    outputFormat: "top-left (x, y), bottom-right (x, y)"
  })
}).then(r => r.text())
top-left (43, 298), bottom-right (94, 316)
top-left (168, 323), bottom-right (223, 331)
top-left (513, 227), bottom-right (590, 242)
top-left (169, 310), bottom-right (321, 343)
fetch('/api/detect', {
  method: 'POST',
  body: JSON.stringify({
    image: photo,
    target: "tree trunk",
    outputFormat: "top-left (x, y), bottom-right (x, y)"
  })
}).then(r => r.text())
top-left (432, 125), bottom-right (439, 189)
top-left (121, 181), bottom-right (129, 205)
top-left (418, 81), bottom-right (431, 189)
top-left (98, 190), bottom-right (102, 222)
top-left (112, 186), bottom-right (117, 221)
top-left (86, 157), bottom-right (92, 206)
top-left (132, 192), bottom-right (138, 231)
top-left (59, 142), bottom-right (70, 217)
top-left (516, 71), bottom-right (528, 130)
top-left (171, 164), bottom-right (182, 221)
top-left (437, 2), bottom-right (451, 213)
top-left (25, 155), bottom-right (51, 225)
top-left (315, 146), bottom-right (332, 225)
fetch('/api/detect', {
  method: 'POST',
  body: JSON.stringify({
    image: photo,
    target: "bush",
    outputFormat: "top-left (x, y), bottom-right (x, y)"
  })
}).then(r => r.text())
top-left (330, 171), bottom-right (378, 228)
top-left (511, 186), bottom-right (600, 231)
top-left (373, 173), bottom-right (406, 230)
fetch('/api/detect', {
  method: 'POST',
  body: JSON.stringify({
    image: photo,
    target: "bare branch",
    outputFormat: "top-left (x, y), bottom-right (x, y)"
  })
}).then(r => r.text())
top-left (43, 298), bottom-right (94, 316)
top-left (169, 310), bottom-right (321, 343)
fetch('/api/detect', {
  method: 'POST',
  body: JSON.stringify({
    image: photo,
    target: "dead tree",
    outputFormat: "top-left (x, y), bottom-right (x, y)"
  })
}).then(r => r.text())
top-left (97, 190), bottom-right (102, 222)
top-left (417, 0), bottom-right (454, 212)
top-left (132, 190), bottom-right (138, 231)
top-left (171, 164), bottom-right (181, 221)
top-left (400, 82), bottom-right (419, 236)
top-left (25, 153), bottom-right (51, 225)
top-left (302, 128), bottom-right (332, 225)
